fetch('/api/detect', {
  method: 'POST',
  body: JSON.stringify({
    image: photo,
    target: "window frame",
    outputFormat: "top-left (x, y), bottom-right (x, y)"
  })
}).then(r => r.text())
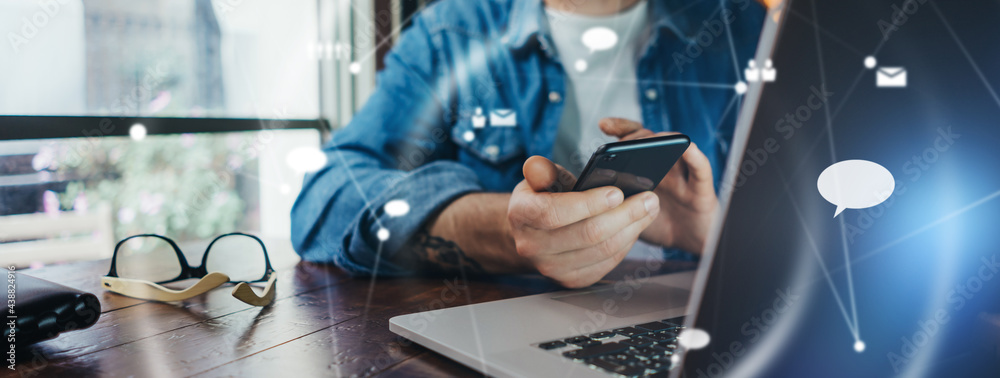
top-left (0, 116), bottom-right (325, 142)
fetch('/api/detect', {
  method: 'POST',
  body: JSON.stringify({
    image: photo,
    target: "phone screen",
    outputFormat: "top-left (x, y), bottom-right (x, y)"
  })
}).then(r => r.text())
top-left (572, 134), bottom-right (691, 197)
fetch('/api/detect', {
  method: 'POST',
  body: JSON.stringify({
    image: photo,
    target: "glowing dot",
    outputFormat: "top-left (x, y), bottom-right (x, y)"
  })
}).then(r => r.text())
top-left (670, 354), bottom-right (680, 365)
top-left (864, 56), bottom-right (876, 69)
top-left (734, 81), bottom-right (748, 95)
top-left (384, 199), bottom-right (410, 217)
top-left (376, 228), bottom-right (390, 241)
top-left (678, 328), bottom-right (710, 350)
top-left (854, 340), bottom-right (866, 353)
top-left (463, 130), bottom-right (475, 142)
top-left (129, 123), bottom-right (147, 141)
top-left (279, 184), bottom-right (291, 195)
top-left (349, 62), bottom-right (362, 74)
top-left (285, 147), bottom-right (328, 173)
top-left (574, 59), bottom-right (588, 72)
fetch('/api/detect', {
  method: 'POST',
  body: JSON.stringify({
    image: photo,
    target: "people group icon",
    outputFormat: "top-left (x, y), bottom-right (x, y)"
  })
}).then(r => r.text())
top-left (744, 59), bottom-right (776, 83)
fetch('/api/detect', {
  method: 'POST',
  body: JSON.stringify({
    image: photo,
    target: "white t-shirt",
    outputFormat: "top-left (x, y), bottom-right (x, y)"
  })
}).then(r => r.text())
top-left (547, 1), bottom-right (649, 176)
top-left (546, 2), bottom-right (663, 260)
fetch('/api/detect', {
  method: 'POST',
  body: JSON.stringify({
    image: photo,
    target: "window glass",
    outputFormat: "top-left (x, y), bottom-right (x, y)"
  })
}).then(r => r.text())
top-left (0, 0), bottom-right (319, 119)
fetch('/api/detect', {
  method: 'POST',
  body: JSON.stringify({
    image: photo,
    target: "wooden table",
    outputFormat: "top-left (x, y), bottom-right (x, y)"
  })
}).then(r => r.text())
top-left (5, 240), bottom-right (697, 377)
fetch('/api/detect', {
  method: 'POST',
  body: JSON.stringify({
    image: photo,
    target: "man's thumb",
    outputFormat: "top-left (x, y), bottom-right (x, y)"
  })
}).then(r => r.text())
top-left (523, 156), bottom-right (575, 192)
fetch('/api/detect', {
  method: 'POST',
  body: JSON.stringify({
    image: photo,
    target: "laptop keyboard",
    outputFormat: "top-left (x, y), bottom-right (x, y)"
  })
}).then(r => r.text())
top-left (534, 317), bottom-right (685, 377)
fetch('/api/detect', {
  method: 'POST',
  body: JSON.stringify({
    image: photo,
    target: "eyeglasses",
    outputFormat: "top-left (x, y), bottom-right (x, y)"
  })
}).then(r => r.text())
top-left (101, 232), bottom-right (276, 306)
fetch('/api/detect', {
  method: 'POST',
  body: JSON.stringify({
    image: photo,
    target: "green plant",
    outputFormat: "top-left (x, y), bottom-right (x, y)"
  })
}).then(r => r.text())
top-left (52, 133), bottom-right (256, 241)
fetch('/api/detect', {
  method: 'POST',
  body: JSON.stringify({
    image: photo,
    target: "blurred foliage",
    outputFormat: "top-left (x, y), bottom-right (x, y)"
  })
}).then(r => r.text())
top-left (45, 132), bottom-right (258, 242)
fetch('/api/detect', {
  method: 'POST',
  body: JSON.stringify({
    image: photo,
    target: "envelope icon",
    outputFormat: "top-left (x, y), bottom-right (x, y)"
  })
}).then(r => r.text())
top-left (489, 109), bottom-right (517, 127)
top-left (876, 67), bottom-right (907, 88)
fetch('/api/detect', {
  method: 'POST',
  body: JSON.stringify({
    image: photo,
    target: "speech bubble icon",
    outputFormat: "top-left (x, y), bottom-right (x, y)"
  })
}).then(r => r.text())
top-left (581, 27), bottom-right (618, 53)
top-left (817, 160), bottom-right (894, 217)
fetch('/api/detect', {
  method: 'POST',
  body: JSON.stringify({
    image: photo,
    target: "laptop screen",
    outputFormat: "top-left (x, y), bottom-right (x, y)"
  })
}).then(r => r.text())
top-left (683, 0), bottom-right (1000, 376)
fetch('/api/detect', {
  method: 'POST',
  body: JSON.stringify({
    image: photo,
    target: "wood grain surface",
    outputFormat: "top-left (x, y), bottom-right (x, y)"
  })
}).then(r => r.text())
top-left (6, 240), bottom-right (696, 377)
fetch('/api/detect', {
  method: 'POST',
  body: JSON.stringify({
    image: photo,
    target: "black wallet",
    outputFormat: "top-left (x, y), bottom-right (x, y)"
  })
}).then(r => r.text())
top-left (2, 272), bottom-right (102, 349)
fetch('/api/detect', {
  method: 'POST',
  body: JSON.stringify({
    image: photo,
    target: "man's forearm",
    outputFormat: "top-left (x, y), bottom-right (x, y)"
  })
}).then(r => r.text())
top-left (419, 193), bottom-right (531, 274)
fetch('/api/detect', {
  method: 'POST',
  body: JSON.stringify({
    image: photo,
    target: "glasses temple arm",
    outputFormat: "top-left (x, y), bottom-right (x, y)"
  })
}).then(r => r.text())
top-left (231, 274), bottom-right (277, 307)
top-left (101, 272), bottom-right (231, 302)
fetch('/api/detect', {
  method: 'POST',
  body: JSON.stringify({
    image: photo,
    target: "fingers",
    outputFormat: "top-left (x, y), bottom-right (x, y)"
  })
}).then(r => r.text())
top-left (680, 141), bottom-right (714, 187)
top-left (523, 155), bottom-right (576, 192)
top-left (510, 184), bottom-right (625, 231)
top-left (567, 218), bottom-right (647, 271)
top-left (621, 128), bottom-right (655, 141)
top-left (536, 209), bottom-right (655, 288)
top-left (653, 133), bottom-right (714, 193)
top-left (531, 191), bottom-right (658, 253)
top-left (599, 118), bottom-right (645, 139)
top-left (550, 252), bottom-right (623, 288)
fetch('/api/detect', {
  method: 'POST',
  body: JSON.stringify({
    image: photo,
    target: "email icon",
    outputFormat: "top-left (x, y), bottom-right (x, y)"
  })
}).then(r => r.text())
top-left (489, 109), bottom-right (517, 127)
top-left (876, 66), bottom-right (907, 88)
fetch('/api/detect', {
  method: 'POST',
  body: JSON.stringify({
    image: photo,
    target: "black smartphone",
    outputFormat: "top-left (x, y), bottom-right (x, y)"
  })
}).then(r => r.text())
top-left (572, 134), bottom-right (691, 197)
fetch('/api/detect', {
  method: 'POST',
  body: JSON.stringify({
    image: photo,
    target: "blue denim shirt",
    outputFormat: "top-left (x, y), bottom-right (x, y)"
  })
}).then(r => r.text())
top-left (291, 0), bottom-right (765, 276)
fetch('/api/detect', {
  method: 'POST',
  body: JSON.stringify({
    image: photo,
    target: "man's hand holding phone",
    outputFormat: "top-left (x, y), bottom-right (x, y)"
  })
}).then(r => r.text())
top-left (507, 156), bottom-right (659, 288)
top-left (599, 118), bottom-right (719, 254)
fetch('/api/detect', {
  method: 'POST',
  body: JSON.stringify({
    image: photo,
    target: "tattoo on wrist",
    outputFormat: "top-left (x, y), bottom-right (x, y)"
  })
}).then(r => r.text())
top-left (408, 228), bottom-right (485, 275)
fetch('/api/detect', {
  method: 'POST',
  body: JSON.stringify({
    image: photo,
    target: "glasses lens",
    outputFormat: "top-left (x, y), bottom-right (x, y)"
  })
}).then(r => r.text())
top-left (204, 234), bottom-right (267, 282)
top-left (115, 236), bottom-right (183, 282)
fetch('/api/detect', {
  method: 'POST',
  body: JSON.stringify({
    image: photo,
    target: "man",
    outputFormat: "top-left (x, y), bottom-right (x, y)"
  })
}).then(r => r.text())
top-left (291, 0), bottom-right (769, 288)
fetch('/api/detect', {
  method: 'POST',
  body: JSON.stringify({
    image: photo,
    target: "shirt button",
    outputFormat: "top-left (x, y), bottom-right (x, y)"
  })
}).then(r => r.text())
top-left (645, 89), bottom-right (658, 101)
top-left (549, 92), bottom-right (562, 103)
top-left (484, 145), bottom-right (499, 157)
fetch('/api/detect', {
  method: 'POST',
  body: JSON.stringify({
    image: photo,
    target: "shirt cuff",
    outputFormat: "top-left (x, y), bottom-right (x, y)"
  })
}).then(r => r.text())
top-left (338, 161), bottom-right (484, 276)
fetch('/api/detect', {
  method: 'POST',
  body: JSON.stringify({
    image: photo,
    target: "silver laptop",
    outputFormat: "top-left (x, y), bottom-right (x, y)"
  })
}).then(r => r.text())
top-left (387, 4), bottom-right (786, 376)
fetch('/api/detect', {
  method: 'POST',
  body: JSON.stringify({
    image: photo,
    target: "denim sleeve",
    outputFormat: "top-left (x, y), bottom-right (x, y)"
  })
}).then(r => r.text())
top-left (290, 15), bottom-right (483, 276)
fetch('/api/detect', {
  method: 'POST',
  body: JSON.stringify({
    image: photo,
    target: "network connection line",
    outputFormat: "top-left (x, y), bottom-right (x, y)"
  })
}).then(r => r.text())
top-left (327, 133), bottom-right (391, 320)
top-left (853, 188), bottom-right (1000, 267)
top-left (709, 94), bottom-right (740, 153)
top-left (929, 0), bottom-right (1000, 111)
top-left (720, 0), bottom-right (742, 80)
top-left (553, 75), bottom-right (737, 91)
top-left (581, 3), bottom-right (634, 137)
top-left (782, 170), bottom-right (860, 339)
top-left (346, 1), bottom-right (425, 71)
top-left (364, 239), bottom-right (385, 318)
top-left (810, 0), bottom-right (862, 346)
